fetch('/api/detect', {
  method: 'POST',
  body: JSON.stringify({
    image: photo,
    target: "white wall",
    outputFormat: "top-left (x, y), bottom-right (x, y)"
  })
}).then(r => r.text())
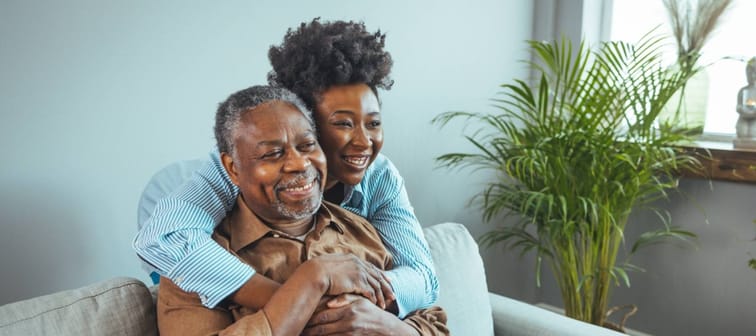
top-left (0, 0), bottom-right (533, 304)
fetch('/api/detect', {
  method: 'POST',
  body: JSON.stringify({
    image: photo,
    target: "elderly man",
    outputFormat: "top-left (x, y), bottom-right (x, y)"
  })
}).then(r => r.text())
top-left (157, 85), bottom-right (447, 336)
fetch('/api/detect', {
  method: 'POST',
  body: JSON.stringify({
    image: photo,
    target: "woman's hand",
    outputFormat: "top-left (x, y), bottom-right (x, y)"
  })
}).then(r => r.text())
top-left (308, 254), bottom-right (394, 309)
top-left (303, 294), bottom-right (418, 336)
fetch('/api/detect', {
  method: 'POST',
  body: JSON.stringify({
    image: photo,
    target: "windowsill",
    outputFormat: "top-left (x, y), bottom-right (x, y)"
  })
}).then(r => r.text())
top-left (678, 134), bottom-right (756, 183)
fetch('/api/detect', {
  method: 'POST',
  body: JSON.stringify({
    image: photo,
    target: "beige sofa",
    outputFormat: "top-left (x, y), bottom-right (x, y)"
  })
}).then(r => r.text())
top-left (0, 222), bottom-right (623, 335)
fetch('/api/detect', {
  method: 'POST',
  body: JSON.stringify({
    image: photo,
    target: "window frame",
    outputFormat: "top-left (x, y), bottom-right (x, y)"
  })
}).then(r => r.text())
top-left (549, 0), bottom-right (756, 182)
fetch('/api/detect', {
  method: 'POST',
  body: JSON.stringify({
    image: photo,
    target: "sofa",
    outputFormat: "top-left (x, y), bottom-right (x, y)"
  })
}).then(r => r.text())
top-left (0, 222), bottom-right (623, 335)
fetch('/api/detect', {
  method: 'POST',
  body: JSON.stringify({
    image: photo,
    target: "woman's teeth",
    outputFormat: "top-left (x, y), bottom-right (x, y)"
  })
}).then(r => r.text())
top-left (344, 156), bottom-right (368, 165)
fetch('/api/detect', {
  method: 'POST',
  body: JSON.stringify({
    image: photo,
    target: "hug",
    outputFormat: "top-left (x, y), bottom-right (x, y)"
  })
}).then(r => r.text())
top-left (135, 18), bottom-right (448, 336)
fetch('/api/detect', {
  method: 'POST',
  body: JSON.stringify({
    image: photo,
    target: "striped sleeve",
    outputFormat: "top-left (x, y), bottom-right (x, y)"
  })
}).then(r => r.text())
top-left (132, 150), bottom-right (253, 308)
top-left (361, 155), bottom-right (439, 317)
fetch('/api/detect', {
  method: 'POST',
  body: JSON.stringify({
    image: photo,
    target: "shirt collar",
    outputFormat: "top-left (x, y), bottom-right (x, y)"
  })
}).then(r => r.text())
top-left (342, 183), bottom-right (363, 206)
top-left (223, 197), bottom-right (346, 253)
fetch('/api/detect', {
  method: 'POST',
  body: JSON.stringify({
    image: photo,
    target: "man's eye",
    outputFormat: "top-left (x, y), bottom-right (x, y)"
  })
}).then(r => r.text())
top-left (367, 120), bottom-right (382, 128)
top-left (260, 150), bottom-right (283, 159)
top-left (299, 142), bottom-right (317, 151)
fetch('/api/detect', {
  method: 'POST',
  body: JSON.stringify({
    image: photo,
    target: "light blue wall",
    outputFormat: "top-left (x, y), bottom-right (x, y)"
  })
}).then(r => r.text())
top-left (2, 2), bottom-right (754, 335)
top-left (0, 0), bottom-right (533, 304)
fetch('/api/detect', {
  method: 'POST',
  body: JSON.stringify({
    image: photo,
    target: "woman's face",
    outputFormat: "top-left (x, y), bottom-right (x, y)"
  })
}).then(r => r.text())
top-left (314, 83), bottom-right (383, 188)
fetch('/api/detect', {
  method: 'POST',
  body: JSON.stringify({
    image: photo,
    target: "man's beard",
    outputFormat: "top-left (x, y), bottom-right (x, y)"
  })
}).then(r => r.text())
top-left (273, 169), bottom-right (322, 220)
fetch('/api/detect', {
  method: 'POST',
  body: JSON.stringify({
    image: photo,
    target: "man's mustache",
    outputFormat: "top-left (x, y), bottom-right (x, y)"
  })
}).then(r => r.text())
top-left (275, 168), bottom-right (321, 191)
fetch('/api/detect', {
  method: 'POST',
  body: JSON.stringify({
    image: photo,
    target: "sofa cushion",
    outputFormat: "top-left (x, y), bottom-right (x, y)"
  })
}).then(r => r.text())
top-left (0, 277), bottom-right (156, 336)
top-left (424, 222), bottom-right (493, 336)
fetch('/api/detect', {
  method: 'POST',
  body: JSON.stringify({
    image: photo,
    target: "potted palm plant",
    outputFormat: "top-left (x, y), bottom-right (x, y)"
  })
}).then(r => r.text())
top-left (433, 33), bottom-right (702, 330)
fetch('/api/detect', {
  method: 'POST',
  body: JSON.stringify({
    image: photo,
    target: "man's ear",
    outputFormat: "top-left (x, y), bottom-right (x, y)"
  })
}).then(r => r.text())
top-left (220, 152), bottom-right (240, 186)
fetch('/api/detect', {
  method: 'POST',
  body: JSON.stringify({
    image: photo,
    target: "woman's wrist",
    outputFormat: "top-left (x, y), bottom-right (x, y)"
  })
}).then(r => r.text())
top-left (262, 262), bottom-right (331, 336)
top-left (230, 273), bottom-right (280, 309)
top-left (300, 259), bottom-right (329, 294)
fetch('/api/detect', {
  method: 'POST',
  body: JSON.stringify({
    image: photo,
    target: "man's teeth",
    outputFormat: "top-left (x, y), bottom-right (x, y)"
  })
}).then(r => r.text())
top-left (345, 156), bottom-right (368, 165)
top-left (283, 181), bottom-right (313, 192)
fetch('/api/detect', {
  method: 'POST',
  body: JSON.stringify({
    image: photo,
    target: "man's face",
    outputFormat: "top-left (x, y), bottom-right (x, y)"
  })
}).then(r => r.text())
top-left (222, 101), bottom-right (327, 224)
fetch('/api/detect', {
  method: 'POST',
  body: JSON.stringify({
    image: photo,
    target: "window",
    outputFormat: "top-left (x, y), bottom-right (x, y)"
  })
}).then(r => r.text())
top-left (609, 0), bottom-right (755, 136)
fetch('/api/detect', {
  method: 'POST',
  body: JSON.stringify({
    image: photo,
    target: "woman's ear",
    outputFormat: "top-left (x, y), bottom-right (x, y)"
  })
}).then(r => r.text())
top-left (220, 152), bottom-right (240, 186)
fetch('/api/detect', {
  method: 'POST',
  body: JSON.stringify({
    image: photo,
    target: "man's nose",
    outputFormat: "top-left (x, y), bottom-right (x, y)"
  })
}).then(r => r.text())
top-left (282, 150), bottom-right (310, 172)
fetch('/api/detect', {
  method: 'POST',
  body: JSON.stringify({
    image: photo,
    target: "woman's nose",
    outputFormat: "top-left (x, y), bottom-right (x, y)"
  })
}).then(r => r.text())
top-left (350, 125), bottom-right (372, 149)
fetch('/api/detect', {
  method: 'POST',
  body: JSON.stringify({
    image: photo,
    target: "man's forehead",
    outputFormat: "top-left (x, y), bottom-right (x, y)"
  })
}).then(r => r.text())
top-left (251, 129), bottom-right (316, 147)
top-left (242, 100), bottom-right (310, 124)
top-left (238, 106), bottom-right (314, 145)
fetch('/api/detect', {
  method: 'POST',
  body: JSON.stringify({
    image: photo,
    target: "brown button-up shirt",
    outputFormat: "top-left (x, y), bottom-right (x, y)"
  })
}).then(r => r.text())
top-left (158, 198), bottom-right (447, 336)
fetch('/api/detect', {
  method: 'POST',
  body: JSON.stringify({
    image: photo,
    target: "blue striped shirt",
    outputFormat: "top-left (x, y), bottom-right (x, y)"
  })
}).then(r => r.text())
top-left (133, 150), bottom-right (438, 317)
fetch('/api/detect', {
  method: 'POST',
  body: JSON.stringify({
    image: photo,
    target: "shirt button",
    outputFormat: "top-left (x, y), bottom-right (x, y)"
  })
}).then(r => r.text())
top-left (174, 276), bottom-right (184, 284)
top-left (200, 295), bottom-right (208, 304)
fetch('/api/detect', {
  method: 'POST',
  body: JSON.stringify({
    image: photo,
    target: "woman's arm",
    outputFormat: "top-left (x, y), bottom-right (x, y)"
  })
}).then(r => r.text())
top-left (157, 268), bottom-right (321, 336)
top-left (353, 154), bottom-right (439, 317)
top-left (134, 150), bottom-right (253, 308)
top-left (158, 255), bottom-right (389, 336)
top-left (134, 151), bottom-right (391, 309)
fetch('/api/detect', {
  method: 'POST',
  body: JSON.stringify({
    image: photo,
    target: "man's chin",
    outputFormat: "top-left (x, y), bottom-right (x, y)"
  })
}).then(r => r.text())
top-left (275, 197), bottom-right (322, 220)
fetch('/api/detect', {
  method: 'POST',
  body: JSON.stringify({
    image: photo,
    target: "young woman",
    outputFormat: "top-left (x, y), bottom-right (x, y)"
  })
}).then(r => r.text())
top-left (134, 18), bottom-right (437, 319)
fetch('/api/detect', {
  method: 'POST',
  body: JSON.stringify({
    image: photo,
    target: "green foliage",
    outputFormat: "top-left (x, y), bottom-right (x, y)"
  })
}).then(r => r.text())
top-left (433, 33), bottom-right (701, 326)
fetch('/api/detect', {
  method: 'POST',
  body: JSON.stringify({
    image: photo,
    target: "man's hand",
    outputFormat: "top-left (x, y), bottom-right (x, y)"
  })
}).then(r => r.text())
top-left (302, 294), bottom-right (418, 336)
top-left (308, 254), bottom-right (395, 310)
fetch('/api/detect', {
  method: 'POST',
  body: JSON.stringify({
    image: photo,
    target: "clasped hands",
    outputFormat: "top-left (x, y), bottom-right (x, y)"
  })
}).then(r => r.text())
top-left (302, 254), bottom-right (412, 336)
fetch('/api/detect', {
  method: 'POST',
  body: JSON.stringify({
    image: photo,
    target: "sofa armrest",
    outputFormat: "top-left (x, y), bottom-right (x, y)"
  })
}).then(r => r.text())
top-left (489, 292), bottom-right (624, 336)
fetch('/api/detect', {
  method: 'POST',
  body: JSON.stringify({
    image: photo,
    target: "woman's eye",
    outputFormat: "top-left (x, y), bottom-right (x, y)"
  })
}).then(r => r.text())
top-left (367, 120), bottom-right (382, 128)
top-left (333, 120), bottom-right (353, 128)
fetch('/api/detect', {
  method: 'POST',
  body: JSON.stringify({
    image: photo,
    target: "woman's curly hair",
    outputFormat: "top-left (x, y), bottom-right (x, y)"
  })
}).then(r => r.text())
top-left (267, 18), bottom-right (394, 111)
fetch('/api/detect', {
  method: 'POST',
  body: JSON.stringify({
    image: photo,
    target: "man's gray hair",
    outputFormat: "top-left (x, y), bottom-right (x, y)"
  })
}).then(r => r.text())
top-left (214, 85), bottom-right (314, 156)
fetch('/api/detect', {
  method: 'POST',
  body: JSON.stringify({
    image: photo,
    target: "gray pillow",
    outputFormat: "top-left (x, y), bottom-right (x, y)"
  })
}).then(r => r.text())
top-left (0, 277), bottom-right (156, 336)
top-left (424, 222), bottom-right (494, 336)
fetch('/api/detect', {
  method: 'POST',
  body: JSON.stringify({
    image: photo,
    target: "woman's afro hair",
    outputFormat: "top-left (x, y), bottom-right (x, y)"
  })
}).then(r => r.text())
top-left (267, 18), bottom-right (394, 111)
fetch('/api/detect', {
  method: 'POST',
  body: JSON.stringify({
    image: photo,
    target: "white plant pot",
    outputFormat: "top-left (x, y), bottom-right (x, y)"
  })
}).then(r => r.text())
top-left (659, 68), bottom-right (709, 133)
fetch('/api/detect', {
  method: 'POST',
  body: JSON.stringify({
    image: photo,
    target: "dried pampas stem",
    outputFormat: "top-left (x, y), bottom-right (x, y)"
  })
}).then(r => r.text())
top-left (662, 0), bottom-right (733, 70)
